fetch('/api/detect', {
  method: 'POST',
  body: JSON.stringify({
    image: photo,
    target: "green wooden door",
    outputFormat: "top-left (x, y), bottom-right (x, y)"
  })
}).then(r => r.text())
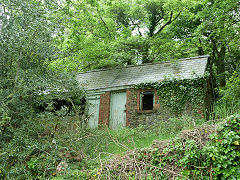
top-left (109, 91), bottom-right (126, 129)
top-left (88, 96), bottom-right (100, 128)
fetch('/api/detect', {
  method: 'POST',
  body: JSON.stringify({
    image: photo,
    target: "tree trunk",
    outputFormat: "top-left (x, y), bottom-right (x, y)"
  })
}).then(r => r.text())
top-left (211, 39), bottom-right (226, 87)
top-left (217, 45), bottom-right (226, 87)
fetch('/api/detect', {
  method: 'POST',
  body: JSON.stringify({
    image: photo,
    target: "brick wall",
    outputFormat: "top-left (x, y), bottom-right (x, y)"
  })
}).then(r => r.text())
top-left (126, 88), bottom-right (138, 126)
top-left (99, 91), bottom-right (110, 127)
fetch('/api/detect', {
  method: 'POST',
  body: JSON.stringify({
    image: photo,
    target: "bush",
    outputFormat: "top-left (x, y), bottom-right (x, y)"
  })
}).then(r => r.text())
top-left (0, 69), bottom-right (86, 179)
top-left (157, 115), bottom-right (240, 179)
top-left (206, 115), bottom-right (240, 178)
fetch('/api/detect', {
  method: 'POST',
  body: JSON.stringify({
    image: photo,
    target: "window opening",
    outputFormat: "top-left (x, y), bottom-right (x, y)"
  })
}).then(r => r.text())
top-left (142, 92), bottom-right (154, 110)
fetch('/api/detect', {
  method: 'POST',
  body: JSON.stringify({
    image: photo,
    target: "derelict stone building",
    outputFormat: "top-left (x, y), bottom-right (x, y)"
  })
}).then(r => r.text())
top-left (77, 55), bottom-right (212, 129)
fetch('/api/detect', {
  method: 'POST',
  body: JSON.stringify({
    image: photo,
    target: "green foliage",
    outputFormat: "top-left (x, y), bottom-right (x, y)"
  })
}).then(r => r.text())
top-left (2, 114), bottom-right (203, 179)
top-left (172, 0), bottom-right (240, 86)
top-left (0, 118), bottom-right (57, 179)
top-left (156, 77), bottom-right (206, 114)
top-left (214, 72), bottom-right (240, 119)
top-left (51, 115), bottom-right (204, 179)
top-left (155, 116), bottom-right (204, 138)
top-left (220, 72), bottom-right (240, 105)
top-left (150, 115), bottom-right (240, 179)
top-left (50, 0), bottom-right (192, 71)
top-left (206, 116), bottom-right (240, 178)
top-left (135, 74), bottom-right (208, 114)
top-left (0, 1), bottom-right (86, 179)
top-left (47, 0), bottom-right (240, 88)
top-left (1, 0), bottom-right (239, 179)
top-left (0, 57), bottom-right (85, 179)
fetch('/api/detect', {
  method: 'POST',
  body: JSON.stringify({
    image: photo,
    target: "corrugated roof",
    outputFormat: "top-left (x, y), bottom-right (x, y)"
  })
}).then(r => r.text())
top-left (77, 55), bottom-right (209, 91)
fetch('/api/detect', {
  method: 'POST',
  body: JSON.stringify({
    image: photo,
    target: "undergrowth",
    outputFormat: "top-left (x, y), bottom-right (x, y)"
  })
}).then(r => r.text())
top-left (66, 115), bottom-right (239, 180)
top-left (0, 114), bottom-right (205, 179)
top-left (48, 116), bottom-right (207, 179)
top-left (1, 111), bottom-right (239, 179)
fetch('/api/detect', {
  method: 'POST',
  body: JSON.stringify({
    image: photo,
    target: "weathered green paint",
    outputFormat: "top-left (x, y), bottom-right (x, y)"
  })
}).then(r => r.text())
top-left (88, 96), bottom-right (100, 128)
top-left (109, 91), bottom-right (126, 129)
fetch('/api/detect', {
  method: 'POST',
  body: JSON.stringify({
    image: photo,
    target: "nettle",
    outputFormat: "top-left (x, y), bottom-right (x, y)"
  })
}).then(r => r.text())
top-left (135, 73), bottom-right (209, 115)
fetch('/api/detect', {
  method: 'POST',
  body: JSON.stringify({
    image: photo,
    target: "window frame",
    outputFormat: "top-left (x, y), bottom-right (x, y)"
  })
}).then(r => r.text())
top-left (140, 91), bottom-right (155, 111)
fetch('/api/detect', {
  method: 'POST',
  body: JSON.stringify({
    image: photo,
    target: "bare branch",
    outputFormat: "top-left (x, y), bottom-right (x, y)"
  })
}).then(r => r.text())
top-left (137, 24), bottom-right (143, 36)
top-left (154, 10), bottom-right (182, 36)
top-left (97, 11), bottom-right (112, 38)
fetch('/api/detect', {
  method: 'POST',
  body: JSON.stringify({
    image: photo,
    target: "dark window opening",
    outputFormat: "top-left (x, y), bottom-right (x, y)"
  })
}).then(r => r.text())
top-left (142, 92), bottom-right (154, 110)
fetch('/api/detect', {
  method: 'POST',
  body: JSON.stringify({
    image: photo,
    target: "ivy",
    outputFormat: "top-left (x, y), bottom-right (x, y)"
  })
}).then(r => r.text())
top-left (134, 73), bottom-right (209, 115)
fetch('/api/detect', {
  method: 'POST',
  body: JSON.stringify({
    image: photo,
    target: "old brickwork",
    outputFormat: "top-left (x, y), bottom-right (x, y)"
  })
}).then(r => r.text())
top-left (99, 91), bottom-right (110, 126)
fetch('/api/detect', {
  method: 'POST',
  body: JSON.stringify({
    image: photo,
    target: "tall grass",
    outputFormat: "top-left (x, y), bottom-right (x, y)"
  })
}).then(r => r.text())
top-left (53, 115), bottom-right (206, 161)
top-left (212, 100), bottom-right (240, 120)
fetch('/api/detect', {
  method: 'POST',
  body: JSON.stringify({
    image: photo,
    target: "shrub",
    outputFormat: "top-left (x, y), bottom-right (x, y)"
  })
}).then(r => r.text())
top-left (158, 115), bottom-right (240, 179)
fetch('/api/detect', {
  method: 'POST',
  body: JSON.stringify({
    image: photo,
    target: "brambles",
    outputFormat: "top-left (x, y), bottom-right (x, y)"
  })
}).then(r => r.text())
top-left (1, 106), bottom-right (239, 179)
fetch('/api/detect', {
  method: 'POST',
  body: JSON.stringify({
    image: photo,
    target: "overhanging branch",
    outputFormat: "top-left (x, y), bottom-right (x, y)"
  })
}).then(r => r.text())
top-left (97, 11), bottom-right (112, 38)
top-left (154, 10), bottom-right (182, 36)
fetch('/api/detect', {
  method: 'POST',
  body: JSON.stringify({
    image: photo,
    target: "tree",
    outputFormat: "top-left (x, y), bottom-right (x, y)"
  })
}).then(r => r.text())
top-left (0, 1), bottom-right (85, 178)
top-left (170, 0), bottom-right (240, 87)
top-left (0, 0), bottom-right (83, 141)
top-left (51, 0), bottom-right (190, 71)
top-left (51, 0), bottom-right (240, 87)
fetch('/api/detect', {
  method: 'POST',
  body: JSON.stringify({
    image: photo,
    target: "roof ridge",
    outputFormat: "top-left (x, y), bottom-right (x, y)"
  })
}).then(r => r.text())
top-left (78, 55), bottom-right (210, 74)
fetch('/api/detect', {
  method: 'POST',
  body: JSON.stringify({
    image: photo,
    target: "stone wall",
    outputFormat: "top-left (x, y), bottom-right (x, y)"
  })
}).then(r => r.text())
top-left (126, 88), bottom-right (173, 127)
top-left (126, 88), bottom-right (204, 127)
